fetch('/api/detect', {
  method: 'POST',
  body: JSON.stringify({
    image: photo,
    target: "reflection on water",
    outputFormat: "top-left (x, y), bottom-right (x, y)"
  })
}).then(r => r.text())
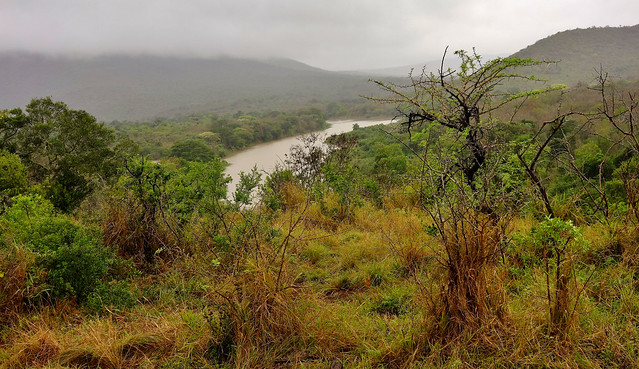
top-left (224, 119), bottom-right (392, 195)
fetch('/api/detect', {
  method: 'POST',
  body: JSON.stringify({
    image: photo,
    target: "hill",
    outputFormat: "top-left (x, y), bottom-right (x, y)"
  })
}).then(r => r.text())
top-left (0, 53), bottom-right (386, 121)
top-left (511, 24), bottom-right (639, 85)
top-left (2, 25), bottom-right (638, 121)
top-left (361, 25), bottom-right (639, 85)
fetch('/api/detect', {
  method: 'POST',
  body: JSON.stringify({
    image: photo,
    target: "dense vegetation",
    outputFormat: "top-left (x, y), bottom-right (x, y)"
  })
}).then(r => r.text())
top-left (1, 51), bottom-right (639, 368)
top-left (108, 108), bottom-right (330, 160)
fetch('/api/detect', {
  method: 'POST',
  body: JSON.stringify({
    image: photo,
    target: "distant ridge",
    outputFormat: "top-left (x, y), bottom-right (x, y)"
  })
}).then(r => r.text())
top-left (353, 54), bottom-right (505, 78)
top-left (511, 24), bottom-right (639, 85)
top-left (2, 25), bottom-right (638, 121)
top-left (0, 53), bottom-right (384, 121)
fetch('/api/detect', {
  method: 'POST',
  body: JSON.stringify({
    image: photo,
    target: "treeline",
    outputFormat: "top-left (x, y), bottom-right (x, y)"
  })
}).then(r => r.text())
top-left (108, 108), bottom-right (329, 160)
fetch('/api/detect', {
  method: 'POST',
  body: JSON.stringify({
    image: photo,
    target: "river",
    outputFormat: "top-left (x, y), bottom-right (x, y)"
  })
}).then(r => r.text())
top-left (224, 119), bottom-right (393, 195)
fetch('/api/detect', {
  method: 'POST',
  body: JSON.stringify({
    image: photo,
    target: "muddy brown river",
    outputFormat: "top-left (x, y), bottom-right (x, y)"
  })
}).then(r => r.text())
top-left (224, 119), bottom-right (392, 195)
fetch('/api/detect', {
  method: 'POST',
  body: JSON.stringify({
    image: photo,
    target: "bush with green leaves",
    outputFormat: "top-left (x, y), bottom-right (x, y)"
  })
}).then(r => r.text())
top-left (0, 150), bottom-right (28, 195)
top-left (531, 216), bottom-right (587, 334)
top-left (1, 98), bottom-right (125, 212)
top-left (86, 280), bottom-right (137, 313)
top-left (2, 194), bottom-right (115, 303)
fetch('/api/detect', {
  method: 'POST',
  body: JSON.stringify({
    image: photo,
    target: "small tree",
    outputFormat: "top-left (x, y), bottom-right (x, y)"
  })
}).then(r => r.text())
top-left (370, 49), bottom-right (563, 339)
top-left (0, 151), bottom-right (28, 210)
top-left (594, 71), bottom-right (639, 224)
top-left (4, 98), bottom-right (123, 211)
top-left (532, 217), bottom-right (585, 336)
top-left (371, 48), bottom-right (563, 198)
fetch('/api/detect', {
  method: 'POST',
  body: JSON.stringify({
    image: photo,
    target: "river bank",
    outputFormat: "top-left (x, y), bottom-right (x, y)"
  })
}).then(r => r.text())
top-left (224, 119), bottom-right (393, 195)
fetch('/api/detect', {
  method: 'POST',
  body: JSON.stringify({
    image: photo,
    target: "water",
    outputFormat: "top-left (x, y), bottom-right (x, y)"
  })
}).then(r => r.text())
top-left (224, 119), bottom-right (392, 195)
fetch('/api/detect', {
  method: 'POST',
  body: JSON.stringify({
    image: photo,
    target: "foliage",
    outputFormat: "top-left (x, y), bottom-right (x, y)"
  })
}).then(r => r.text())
top-left (105, 157), bottom-right (178, 263)
top-left (109, 108), bottom-right (329, 160)
top-left (371, 48), bottom-right (564, 194)
top-left (86, 280), bottom-right (137, 313)
top-left (3, 56), bottom-right (639, 368)
top-left (233, 167), bottom-right (262, 207)
top-left (1, 194), bottom-right (113, 303)
top-left (0, 150), bottom-right (28, 207)
top-left (0, 108), bottom-right (27, 152)
top-left (1, 98), bottom-right (125, 212)
top-left (531, 217), bottom-right (586, 335)
top-left (170, 139), bottom-right (217, 162)
top-left (103, 156), bottom-right (231, 263)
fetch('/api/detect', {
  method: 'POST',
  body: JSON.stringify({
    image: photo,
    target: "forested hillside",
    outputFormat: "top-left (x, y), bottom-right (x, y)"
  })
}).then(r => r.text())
top-left (512, 24), bottom-right (639, 85)
top-left (0, 53), bottom-right (389, 121)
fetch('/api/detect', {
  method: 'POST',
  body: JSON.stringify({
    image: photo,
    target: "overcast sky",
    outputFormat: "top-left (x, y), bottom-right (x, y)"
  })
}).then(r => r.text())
top-left (1, 0), bottom-right (638, 71)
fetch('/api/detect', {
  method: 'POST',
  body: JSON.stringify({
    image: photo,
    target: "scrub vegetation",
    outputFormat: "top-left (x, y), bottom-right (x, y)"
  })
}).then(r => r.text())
top-left (1, 49), bottom-right (639, 368)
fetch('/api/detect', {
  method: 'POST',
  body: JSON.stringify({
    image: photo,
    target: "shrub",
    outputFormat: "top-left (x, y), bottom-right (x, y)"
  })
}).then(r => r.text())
top-left (2, 194), bottom-right (114, 303)
top-left (86, 280), bottom-right (137, 313)
top-left (18, 217), bottom-right (113, 303)
top-left (0, 150), bottom-right (28, 197)
top-left (372, 291), bottom-right (411, 316)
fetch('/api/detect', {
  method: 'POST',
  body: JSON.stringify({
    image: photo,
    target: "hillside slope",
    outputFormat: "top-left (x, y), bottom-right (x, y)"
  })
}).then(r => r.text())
top-left (0, 53), bottom-right (382, 121)
top-left (511, 24), bottom-right (639, 85)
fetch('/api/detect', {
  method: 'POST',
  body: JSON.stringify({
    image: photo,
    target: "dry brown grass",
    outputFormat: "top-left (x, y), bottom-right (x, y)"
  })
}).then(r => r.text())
top-left (427, 209), bottom-right (509, 345)
top-left (58, 347), bottom-right (116, 369)
top-left (102, 196), bottom-right (180, 265)
top-left (216, 265), bottom-right (310, 367)
top-left (2, 327), bottom-right (60, 369)
top-left (0, 245), bottom-right (33, 323)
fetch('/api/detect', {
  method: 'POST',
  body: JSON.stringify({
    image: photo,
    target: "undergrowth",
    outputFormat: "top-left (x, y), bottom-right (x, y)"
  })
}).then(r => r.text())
top-left (1, 188), bottom-right (638, 368)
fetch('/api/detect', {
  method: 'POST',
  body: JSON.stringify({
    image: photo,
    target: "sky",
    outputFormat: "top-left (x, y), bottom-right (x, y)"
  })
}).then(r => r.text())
top-left (1, 0), bottom-right (638, 71)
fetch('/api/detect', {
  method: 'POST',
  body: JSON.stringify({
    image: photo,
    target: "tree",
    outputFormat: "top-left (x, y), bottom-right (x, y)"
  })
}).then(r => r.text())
top-left (0, 108), bottom-right (28, 152)
top-left (370, 49), bottom-right (564, 340)
top-left (371, 48), bottom-right (563, 197)
top-left (170, 139), bottom-right (217, 162)
top-left (8, 98), bottom-right (122, 211)
top-left (594, 70), bottom-right (639, 223)
top-left (0, 151), bottom-right (28, 211)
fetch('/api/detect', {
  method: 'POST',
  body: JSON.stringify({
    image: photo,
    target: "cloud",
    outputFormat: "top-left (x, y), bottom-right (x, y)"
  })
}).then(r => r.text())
top-left (1, 0), bottom-right (638, 70)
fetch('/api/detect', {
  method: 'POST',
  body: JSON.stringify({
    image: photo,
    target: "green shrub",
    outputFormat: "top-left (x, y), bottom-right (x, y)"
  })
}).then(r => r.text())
top-left (86, 280), bottom-right (137, 313)
top-left (41, 225), bottom-right (112, 301)
top-left (0, 150), bottom-right (28, 196)
top-left (2, 194), bottom-right (114, 303)
top-left (371, 291), bottom-right (411, 316)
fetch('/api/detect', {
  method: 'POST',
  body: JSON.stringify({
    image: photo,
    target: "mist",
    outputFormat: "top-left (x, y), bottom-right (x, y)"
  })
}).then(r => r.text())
top-left (2, 0), bottom-right (639, 70)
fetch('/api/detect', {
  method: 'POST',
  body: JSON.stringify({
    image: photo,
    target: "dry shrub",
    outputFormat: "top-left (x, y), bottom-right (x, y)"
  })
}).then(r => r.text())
top-left (430, 210), bottom-right (508, 342)
top-left (621, 226), bottom-right (639, 265)
top-left (2, 328), bottom-right (60, 369)
top-left (380, 209), bottom-right (433, 275)
top-left (218, 268), bottom-right (308, 367)
top-left (281, 182), bottom-right (307, 210)
top-left (303, 199), bottom-right (339, 231)
top-left (0, 245), bottom-right (33, 322)
top-left (302, 302), bottom-right (359, 358)
top-left (385, 184), bottom-right (423, 210)
top-left (101, 197), bottom-right (179, 264)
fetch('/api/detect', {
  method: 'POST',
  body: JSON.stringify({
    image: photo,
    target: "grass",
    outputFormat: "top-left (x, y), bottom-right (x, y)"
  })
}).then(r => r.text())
top-left (2, 189), bottom-right (639, 368)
